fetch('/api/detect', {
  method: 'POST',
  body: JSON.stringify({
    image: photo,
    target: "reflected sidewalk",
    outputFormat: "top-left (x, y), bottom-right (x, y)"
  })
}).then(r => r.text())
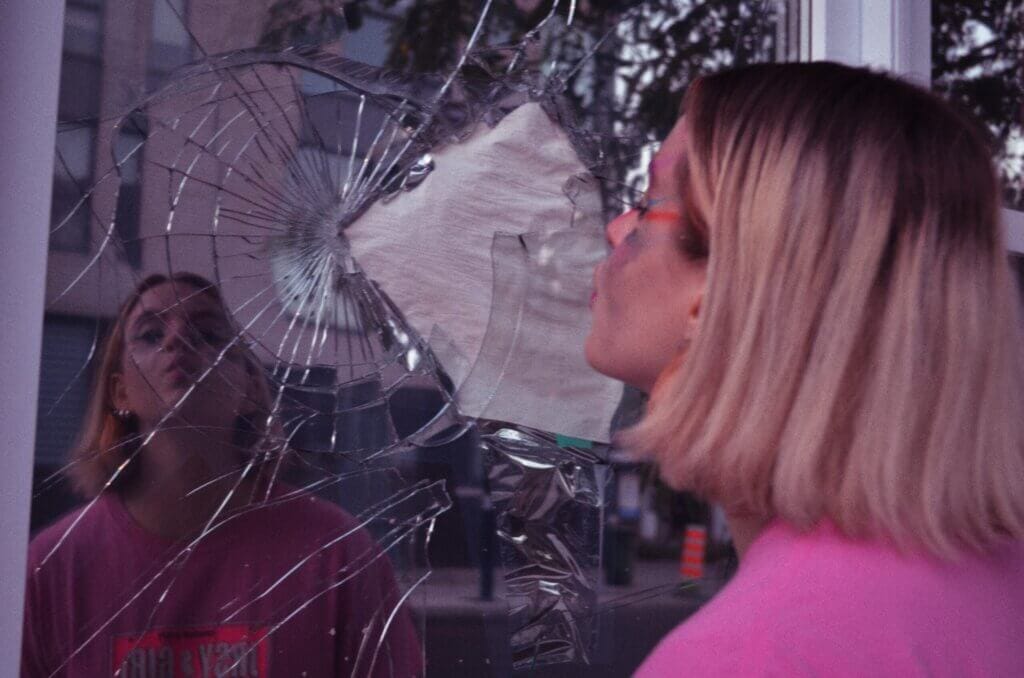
top-left (407, 560), bottom-right (730, 676)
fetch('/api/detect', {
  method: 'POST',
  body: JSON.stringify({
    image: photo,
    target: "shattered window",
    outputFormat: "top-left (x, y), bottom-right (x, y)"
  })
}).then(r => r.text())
top-left (28, 1), bottom-right (795, 675)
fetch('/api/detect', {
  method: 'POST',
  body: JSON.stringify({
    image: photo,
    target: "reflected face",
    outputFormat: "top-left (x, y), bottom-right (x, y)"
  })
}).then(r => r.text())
top-left (585, 120), bottom-right (707, 393)
top-left (112, 281), bottom-right (251, 431)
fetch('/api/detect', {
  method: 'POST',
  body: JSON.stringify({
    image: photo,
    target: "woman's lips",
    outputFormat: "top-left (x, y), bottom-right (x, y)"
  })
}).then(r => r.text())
top-left (164, 364), bottom-right (192, 385)
top-left (167, 372), bottom-right (189, 386)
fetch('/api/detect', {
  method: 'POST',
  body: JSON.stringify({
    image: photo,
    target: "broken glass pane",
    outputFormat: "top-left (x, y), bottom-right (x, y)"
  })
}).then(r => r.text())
top-left (27, 1), bottom-right (795, 675)
top-left (481, 424), bottom-right (606, 669)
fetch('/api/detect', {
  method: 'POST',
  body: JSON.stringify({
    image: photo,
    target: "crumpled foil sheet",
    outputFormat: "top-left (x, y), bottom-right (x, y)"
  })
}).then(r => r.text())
top-left (481, 423), bottom-right (607, 669)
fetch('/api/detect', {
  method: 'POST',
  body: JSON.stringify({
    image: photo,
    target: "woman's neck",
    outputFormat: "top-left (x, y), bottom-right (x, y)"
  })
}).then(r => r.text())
top-left (725, 512), bottom-right (767, 561)
top-left (120, 427), bottom-right (255, 540)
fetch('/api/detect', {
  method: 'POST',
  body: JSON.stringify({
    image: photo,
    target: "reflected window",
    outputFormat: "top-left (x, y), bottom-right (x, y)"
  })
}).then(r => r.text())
top-left (113, 114), bottom-right (146, 267)
top-left (31, 315), bottom-right (101, 532)
top-left (50, 0), bottom-right (104, 252)
top-left (147, 0), bottom-right (192, 91)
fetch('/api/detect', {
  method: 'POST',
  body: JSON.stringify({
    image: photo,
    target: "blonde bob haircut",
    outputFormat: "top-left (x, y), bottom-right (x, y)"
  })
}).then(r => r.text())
top-left (68, 273), bottom-right (276, 499)
top-left (627, 62), bottom-right (1024, 559)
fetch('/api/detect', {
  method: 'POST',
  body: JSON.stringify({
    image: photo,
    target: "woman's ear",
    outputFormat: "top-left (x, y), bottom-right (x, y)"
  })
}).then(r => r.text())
top-left (110, 372), bottom-right (128, 412)
top-left (239, 358), bottom-right (269, 422)
top-left (235, 358), bottom-right (279, 453)
top-left (683, 270), bottom-right (707, 340)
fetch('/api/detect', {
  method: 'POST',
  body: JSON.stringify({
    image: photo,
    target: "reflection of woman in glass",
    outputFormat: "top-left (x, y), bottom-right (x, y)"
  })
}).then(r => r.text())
top-left (587, 63), bottom-right (1024, 674)
top-left (23, 273), bottom-right (422, 677)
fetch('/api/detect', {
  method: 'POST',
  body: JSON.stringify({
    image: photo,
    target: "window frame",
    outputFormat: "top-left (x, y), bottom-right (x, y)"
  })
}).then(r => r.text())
top-left (146, 0), bottom-right (193, 92)
top-left (1, 3), bottom-right (66, 675)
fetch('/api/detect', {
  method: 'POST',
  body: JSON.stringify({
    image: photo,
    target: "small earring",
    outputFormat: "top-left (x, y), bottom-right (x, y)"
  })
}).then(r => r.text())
top-left (114, 408), bottom-right (133, 420)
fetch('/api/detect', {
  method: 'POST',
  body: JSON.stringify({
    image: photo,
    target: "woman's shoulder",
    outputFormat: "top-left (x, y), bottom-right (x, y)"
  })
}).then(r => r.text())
top-left (635, 601), bottom-right (784, 677)
top-left (638, 522), bottom-right (1024, 676)
top-left (741, 521), bottom-right (1024, 619)
top-left (27, 494), bottom-right (121, 569)
top-left (755, 521), bottom-right (1024, 603)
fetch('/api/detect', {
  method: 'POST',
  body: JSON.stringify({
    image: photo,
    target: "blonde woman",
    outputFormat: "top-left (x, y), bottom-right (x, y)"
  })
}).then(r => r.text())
top-left (587, 62), bottom-right (1024, 675)
top-left (23, 273), bottom-right (421, 677)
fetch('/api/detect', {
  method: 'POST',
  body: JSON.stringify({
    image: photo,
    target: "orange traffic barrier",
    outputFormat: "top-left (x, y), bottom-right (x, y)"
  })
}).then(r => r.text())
top-left (680, 524), bottom-right (706, 579)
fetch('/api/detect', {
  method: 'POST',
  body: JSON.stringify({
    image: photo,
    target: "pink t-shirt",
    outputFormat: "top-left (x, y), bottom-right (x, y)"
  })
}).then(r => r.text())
top-left (637, 520), bottom-right (1024, 677)
top-left (22, 489), bottom-right (423, 677)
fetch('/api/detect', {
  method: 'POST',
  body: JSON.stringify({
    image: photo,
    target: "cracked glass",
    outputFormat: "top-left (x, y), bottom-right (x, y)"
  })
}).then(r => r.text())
top-left (27, 1), bottom-right (795, 676)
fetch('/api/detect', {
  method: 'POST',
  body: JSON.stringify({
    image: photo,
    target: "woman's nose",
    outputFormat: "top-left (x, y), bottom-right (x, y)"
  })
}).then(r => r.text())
top-left (605, 211), bottom-right (634, 248)
top-left (160, 322), bottom-right (191, 353)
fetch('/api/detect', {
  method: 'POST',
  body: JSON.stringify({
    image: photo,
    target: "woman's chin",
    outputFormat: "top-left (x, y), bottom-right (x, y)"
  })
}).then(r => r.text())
top-left (585, 339), bottom-right (642, 390)
top-left (155, 393), bottom-right (231, 428)
top-left (583, 333), bottom-right (608, 375)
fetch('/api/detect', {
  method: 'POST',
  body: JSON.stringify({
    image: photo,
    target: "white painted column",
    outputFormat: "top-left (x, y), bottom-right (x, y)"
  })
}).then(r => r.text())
top-left (860, 0), bottom-right (931, 84)
top-left (0, 1), bottom-right (64, 674)
top-left (806, 0), bottom-right (862, 65)
top-left (804, 0), bottom-right (931, 84)
top-left (1004, 209), bottom-right (1024, 255)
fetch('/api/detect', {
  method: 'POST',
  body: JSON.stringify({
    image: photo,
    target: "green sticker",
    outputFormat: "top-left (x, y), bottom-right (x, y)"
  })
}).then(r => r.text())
top-left (555, 434), bottom-right (593, 449)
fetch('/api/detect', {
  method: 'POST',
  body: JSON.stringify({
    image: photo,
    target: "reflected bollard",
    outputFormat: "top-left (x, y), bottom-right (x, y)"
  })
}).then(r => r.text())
top-left (479, 492), bottom-right (496, 601)
top-left (680, 524), bottom-right (707, 580)
top-left (604, 515), bottom-right (636, 587)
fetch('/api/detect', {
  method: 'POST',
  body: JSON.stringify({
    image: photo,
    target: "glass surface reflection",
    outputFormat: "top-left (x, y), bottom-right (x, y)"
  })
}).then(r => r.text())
top-left (27, 1), bottom-right (795, 675)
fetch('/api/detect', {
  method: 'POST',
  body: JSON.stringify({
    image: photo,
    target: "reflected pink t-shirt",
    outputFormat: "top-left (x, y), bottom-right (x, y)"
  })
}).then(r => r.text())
top-left (637, 521), bottom-right (1024, 677)
top-left (22, 489), bottom-right (423, 677)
